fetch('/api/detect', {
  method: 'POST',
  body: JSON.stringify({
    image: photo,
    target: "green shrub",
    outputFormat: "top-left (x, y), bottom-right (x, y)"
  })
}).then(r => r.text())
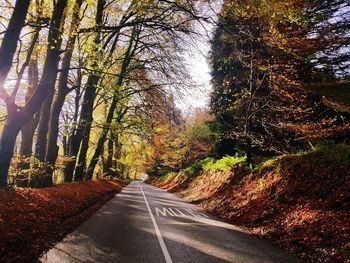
top-left (183, 157), bottom-right (215, 174)
top-left (203, 155), bottom-right (247, 171)
top-left (175, 142), bottom-right (350, 177)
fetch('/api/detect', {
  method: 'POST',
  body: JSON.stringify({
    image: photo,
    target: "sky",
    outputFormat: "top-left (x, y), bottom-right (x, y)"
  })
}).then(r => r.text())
top-left (177, 44), bottom-right (212, 113)
top-left (175, 1), bottom-right (221, 114)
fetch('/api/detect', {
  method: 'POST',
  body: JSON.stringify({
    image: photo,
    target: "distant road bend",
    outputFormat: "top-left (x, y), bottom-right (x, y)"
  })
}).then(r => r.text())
top-left (40, 181), bottom-right (300, 263)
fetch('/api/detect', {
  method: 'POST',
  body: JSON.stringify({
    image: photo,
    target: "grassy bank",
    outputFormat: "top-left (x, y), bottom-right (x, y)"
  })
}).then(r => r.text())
top-left (148, 143), bottom-right (350, 262)
top-left (0, 180), bottom-right (128, 262)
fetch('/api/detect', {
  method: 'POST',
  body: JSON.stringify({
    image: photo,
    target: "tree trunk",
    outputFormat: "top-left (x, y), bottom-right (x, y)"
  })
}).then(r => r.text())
top-left (74, 115), bottom-right (94, 181)
top-left (84, 96), bottom-right (125, 179)
top-left (46, 0), bottom-right (84, 168)
top-left (85, 124), bottom-right (109, 180)
top-left (66, 0), bottom-right (106, 182)
top-left (35, 9), bottom-right (67, 162)
top-left (20, 0), bottom-right (68, 188)
top-left (70, 75), bottom-right (100, 181)
top-left (62, 136), bottom-right (68, 156)
top-left (0, 0), bottom-right (31, 187)
top-left (84, 30), bottom-right (137, 180)
top-left (0, 112), bottom-right (22, 187)
top-left (34, 87), bottom-right (56, 161)
top-left (63, 86), bottom-right (81, 182)
top-left (16, 3), bottom-right (42, 172)
top-left (246, 137), bottom-right (252, 164)
top-left (46, 84), bottom-right (70, 164)
top-left (18, 0), bottom-right (68, 187)
top-left (18, 59), bottom-right (40, 169)
top-left (0, 0), bottom-right (31, 94)
top-left (103, 132), bottom-right (114, 175)
top-left (113, 134), bottom-right (121, 175)
top-left (19, 0), bottom-right (68, 122)
top-left (64, 160), bottom-right (75, 182)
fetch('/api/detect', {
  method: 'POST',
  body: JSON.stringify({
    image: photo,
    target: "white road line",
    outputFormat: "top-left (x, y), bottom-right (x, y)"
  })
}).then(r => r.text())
top-left (138, 183), bottom-right (173, 263)
top-left (185, 208), bottom-right (199, 218)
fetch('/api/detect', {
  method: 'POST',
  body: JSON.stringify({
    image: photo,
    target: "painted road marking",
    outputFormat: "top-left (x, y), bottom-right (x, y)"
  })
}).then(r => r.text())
top-left (138, 183), bottom-right (173, 263)
top-left (154, 207), bottom-right (209, 218)
top-left (170, 208), bottom-right (186, 217)
top-left (155, 207), bottom-right (175, 217)
top-left (185, 208), bottom-right (200, 218)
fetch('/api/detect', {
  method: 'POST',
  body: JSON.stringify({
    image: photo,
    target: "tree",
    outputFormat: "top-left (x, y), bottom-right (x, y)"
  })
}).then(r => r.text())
top-left (85, 27), bottom-right (139, 180)
top-left (63, 0), bottom-right (204, 181)
top-left (0, 0), bottom-right (68, 187)
top-left (18, 0), bottom-right (43, 170)
top-left (144, 107), bottom-right (216, 176)
top-left (209, 0), bottom-right (350, 159)
top-left (0, 0), bottom-right (208, 186)
top-left (164, 110), bottom-right (215, 170)
top-left (46, 0), bottom-right (84, 169)
top-left (0, 0), bottom-right (32, 187)
top-left (64, 0), bottom-right (106, 182)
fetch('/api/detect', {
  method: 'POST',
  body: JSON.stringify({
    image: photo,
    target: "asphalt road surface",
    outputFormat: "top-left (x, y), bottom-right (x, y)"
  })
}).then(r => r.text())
top-left (40, 181), bottom-right (300, 263)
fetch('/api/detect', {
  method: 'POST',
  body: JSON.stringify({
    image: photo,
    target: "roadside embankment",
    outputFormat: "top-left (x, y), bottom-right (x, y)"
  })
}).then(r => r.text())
top-left (0, 180), bottom-right (128, 262)
top-left (147, 144), bottom-right (350, 262)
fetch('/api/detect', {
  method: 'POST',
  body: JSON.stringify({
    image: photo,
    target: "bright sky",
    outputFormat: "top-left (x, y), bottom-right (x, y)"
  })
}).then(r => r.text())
top-left (177, 44), bottom-right (212, 113)
top-left (175, 2), bottom-right (221, 114)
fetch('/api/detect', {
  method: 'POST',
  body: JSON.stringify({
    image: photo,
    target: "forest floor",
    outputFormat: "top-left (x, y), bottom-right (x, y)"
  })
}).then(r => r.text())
top-left (147, 146), bottom-right (350, 262)
top-left (0, 179), bottom-right (128, 262)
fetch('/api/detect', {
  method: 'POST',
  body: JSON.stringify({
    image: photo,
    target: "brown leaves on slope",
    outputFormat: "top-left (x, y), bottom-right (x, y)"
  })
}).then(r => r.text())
top-left (0, 180), bottom-right (127, 262)
top-left (219, 162), bottom-right (349, 262)
top-left (149, 154), bottom-right (350, 262)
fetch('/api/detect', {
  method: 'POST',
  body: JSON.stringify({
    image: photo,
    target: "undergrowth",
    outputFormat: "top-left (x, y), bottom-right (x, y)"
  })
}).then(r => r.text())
top-left (159, 142), bottom-right (350, 182)
top-left (203, 155), bottom-right (247, 171)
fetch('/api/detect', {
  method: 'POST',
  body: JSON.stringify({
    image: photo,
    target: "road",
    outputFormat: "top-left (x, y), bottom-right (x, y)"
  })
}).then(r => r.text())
top-left (40, 181), bottom-right (300, 263)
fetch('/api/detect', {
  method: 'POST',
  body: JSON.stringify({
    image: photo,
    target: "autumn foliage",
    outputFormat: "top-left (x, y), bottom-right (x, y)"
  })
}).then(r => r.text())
top-left (210, 0), bottom-right (350, 155)
top-left (145, 109), bottom-right (216, 176)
